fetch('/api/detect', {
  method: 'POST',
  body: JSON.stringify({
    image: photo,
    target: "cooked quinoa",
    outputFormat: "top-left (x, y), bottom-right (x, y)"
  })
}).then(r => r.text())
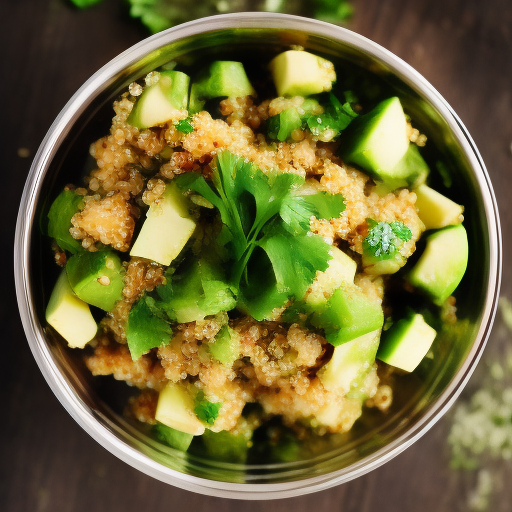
top-left (45, 54), bottom-right (466, 459)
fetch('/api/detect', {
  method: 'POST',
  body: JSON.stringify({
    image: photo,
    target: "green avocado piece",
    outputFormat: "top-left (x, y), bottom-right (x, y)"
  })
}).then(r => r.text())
top-left (45, 270), bottom-right (97, 349)
top-left (127, 70), bottom-right (190, 129)
top-left (267, 107), bottom-right (303, 142)
top-left (306, 246), bottom-right (357, 307)
top-left (208, 325), bottom-right (240, 365)
top-left (47, 189), bottom-right (83, 253)
top-left (310, 284), bottom-right (384, 345)
top-left (269, 50), bottom-right (336, 97)
top-left (373, 144), bottom-right (430, 192)
top-left (340, 97), bottom-right (409, 177)
top-left (377, 313), bottom-right (437, 372)
top-left (318, 329), bottom-right (381, 394)
top-left (155, 382), bottom-right (205, 436)
top-left (157, 257), bottom-right (236, 323)
top-left (130, 181), bottom-right (196, 266)
top-left (189, 61), bottom-right (256, 114)
top-left (414, 184), bottom-right (464, 230)
top-left (153, 422), bottom-right (194, 451)
top-left (66, 250), bottom-right (125, 312)
top-left (201, 425), bottom-right (252, 463)
top-left (407, 224), bottom-right (468, 304)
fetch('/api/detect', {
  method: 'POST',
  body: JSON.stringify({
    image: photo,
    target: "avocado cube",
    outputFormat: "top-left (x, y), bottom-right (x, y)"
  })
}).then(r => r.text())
top-left (318, 329), bottom-right (381, 394)
top-left (407, 224), bottom-right (468, 304)
top-left (189, 61), bottom-right (256, 113)
top-left (414, 184), bottom-right (464, 230)
top-left (45, 270), bottom-right (97, 348)
top-left (377, 313), bottom-right (437, 372)
top-left (155, 382), bottom-right (205, 436)
top-left (306, 247), bottom-right (357, 307)
top-left (310, 284), bottom-right (384, 345)
top-left (208, 325), bottom-right (240, 365)
top-left (66, 250), bottom-right (125, 312)
top-left (340, 97), bottom-right (409, 176)
top-left (153, 422), bottom-right (194, 451)
top-left (128, 70), bottom-right (190, 129)
top-left (201, 428), bottom-right (251, 463)
top-left (130, 181), bottom-right (196, 266)
top-left (373, 144), bottom-right (430, 192)
top-left (269, 50), bottom-right (336, 97)
top-left (47, 189), bottom-right (83, 254)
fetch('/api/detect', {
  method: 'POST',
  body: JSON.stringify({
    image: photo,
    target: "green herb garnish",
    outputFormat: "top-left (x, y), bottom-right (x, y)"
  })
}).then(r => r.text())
top-left (126, 294), bottom-right (172, 360)
top-left (363, 219), bottom-right (412, 260)
top-left (69, 0), bottom-right (103, 8)
top-left (175, 151), bottom-right (345, 319)
top-left (304, 93), bottom-right (358, 141)
top-left (175, 118), bottom-right (194, 134)
top-left (194, 391), bottom-right (221, 425)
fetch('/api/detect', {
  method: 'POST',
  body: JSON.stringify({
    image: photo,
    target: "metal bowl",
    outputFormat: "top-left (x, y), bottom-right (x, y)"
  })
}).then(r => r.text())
top-left (14, 13), bottom-right (501, 499)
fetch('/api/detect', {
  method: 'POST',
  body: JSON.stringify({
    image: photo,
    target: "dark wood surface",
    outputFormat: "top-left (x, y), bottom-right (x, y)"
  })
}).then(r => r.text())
top-left (3, 0), bottom-right (512, 510)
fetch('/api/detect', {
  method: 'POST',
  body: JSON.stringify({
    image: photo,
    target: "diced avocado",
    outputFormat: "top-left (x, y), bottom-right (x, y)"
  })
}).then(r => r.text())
top-left (377, 313), bottom-right (437, 372)
top-left (306, 247), bottom-right (357, 307)
top-left (155, 382), bottom-right (205, 436)
top-left (310, 284), bottom-right (384, 345)
top-left (157, 257), bottom-right (236, 323)
top-left (201, 426), bottom-right (251, 463)
top-left (153, 422), bottom-right (194, 451)
top-left (189, 61), bottom-right (256, 114)
top-left (66, 250), bottom-right (125, 312)
top-left (130, 181), bottom-right (196, 266)
top-left (269, 50), bottom-right (336, 97)
top-left (208, 325), bottom-right (240, 365)
top-left (318, 329), bottom-right (381, 394)
top-left (340, 97), bottom-right (409, 176)
top-left (373, 144), bottom-right (430, 192)
top-left (267, 107), bottom-right (303, 142)
top-left (45, 270), bottom-right (97, 349)
top-left (47, 189), bottom-right (83, 254)
top-left (362, 256), bottom-right (404, 276)
top-left (407, 224), bottom-right (468, 304)
top-left (127, 70), bottom-right (190, 129)
top-left (414, 184), bottom-right (464, 230)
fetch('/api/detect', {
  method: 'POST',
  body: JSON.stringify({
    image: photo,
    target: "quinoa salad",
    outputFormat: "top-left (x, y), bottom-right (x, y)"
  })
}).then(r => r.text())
top-left (44, 50), bottom-right (468, 462)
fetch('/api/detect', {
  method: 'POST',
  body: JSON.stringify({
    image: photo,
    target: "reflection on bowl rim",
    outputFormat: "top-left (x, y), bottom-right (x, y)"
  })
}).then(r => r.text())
top-left (14, 12), bottom-right (501, 499)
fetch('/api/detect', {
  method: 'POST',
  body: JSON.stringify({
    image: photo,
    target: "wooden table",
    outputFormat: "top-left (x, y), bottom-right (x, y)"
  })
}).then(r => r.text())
top-left (3, 0), bottom-right (512, 510)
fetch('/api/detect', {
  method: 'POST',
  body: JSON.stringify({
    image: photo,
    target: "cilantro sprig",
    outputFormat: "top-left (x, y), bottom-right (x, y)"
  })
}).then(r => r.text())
top-left (363, 219), bottom-right (412, 261)
top-left (176, 151), bottom-right (345, 319)
top-left (175, 118), bottom-right (194, 134)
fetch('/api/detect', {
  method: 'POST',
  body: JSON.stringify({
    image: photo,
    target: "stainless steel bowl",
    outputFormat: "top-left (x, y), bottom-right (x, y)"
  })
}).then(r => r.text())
top-left (14, 13), bottom-right (501, 499)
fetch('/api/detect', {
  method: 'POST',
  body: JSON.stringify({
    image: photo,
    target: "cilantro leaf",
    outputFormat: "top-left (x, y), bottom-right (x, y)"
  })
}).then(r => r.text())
top-left (280, 191), bottom-right (346, 234)
top-left (304, 93), bottom-right (358, 141)
top-left (175, 118), bottom-right (194, 134)
top-left (194, 391), bottom-right (221, 425)
top-left (363, 220), bottom-right (412, 261)
top-left (238, 221), bottom-right (332, 319)
top-left (126, 294), bottom-right (172, 360)
top-left (312, 0), bottom-right (354, 25)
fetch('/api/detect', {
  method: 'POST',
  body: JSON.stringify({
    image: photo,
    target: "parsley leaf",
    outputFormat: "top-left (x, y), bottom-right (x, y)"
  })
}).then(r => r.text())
top-left (194, 391), bottom-right (221, 425)
top-left (280, 191), bottom-right (346, 234)
top-left (175, 118), bottom-right (194, 134)
top-left (363, 220), bottom-right (412, 261)
top-left (126, 294), bottom-right (172, 360)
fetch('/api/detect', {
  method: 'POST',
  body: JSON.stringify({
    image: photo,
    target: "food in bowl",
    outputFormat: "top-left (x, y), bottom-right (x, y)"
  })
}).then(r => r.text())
top-left (43, 48), bottom-right (468, 463)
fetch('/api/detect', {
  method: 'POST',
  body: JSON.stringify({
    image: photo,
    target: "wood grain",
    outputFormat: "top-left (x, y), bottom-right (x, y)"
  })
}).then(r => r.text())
top-left (2, 0), bottom-right (511, 510)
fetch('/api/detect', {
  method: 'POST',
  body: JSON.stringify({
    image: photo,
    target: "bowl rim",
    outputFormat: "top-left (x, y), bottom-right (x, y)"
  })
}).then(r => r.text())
top-left (14, 12), bottom-right (502, 499)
